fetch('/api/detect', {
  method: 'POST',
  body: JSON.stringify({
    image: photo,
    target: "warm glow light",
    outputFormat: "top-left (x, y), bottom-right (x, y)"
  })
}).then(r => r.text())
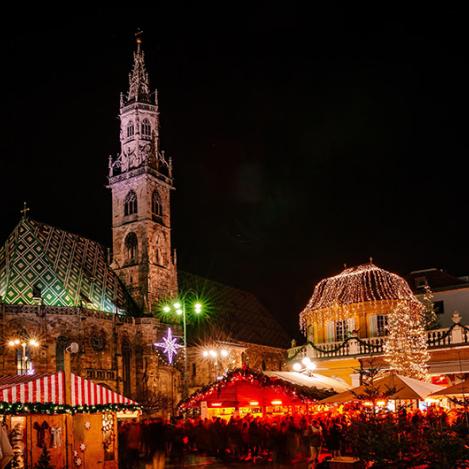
top-left (163, 305), bottom-right (171, 313)
top-left (194, 303), bottom-right (202, 313)
top-left (14, 339), bottom-right (20, 345)
top-left (300, 262), bottom-right (423, 328)
top-left (29, 339), bottom-right (39, 347)
top-left (209, 350), bottom-right (217, 358)
top-left (202, 351), bottom-right (209, 357)
top-left (271, 399), bottom-right (282, 405)
top-left (306, 361), bottom-right (316, 371)
top-left (249, 401), bottom-right (259, 406)
top-left (176, 309), bottom-right (183, 315)
top-left (292, 362), bottom-right (302, 371)
top-left (376, 400), bottom-right (386, 407)
top-left (173, 302), bottom-right (181, 309)
top-left (211, 402), bottom-right (222, 407)
top-left (302, 356), bottom-right (311, 366)
top-left (363, 401), bottom-right (373, 407)
top-left (220, 349), bottom-right (229, 357)
top-left (8, 341), bottom-right (15, 347)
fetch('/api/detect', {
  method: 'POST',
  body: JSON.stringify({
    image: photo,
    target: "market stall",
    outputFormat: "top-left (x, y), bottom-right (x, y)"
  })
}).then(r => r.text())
top-left (318, 372), bottom-right (445, 410)
top-left (0, 371), bottom-right (139, 468)
top-left (179, 367), bottom-right (337, 419)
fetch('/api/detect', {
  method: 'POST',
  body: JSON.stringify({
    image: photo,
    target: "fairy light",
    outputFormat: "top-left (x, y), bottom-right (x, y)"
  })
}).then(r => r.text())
top-left (300, 262), bottom-right (423, 331)
top-left (384, 300), bottom-right (430, 380)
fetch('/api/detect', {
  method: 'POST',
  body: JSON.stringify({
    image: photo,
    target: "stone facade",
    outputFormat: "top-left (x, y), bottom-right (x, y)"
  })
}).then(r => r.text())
top-left (0, 303), bottom-right (180, 414)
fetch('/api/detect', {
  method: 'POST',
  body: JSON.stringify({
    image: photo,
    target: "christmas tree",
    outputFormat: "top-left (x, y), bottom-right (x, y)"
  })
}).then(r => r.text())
top-left (34, 446), bottom-right (55, 469)
top-left (421, 284), bottom-right (439, 329)
top-left (384, 301), bottom-right (430, 380)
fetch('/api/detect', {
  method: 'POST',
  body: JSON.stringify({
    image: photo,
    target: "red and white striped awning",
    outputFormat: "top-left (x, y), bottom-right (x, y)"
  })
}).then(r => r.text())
top-left (0, 372), bottom-right (137, 407)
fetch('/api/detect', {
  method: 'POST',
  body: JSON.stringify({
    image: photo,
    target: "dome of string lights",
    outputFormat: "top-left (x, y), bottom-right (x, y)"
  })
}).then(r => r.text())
top-left (300, 262), bottom-right (422, 331)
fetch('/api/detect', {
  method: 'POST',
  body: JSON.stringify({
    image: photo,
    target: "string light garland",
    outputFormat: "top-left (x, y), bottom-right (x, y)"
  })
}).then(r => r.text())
top-left (0, 401), bottom-right (141, 415)
top-left (178, 366), bottom-right (334, 410)
top-left (384, 301), bottom-right (430, 381)
top-left (300, 262), bottom-right (422, 330)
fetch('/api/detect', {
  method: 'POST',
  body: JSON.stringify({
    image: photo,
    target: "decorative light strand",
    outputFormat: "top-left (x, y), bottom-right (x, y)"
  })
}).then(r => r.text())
top-left (300, 262), bottom-right (422, 331)
top-left (384, 301), bottom-right (430, 381)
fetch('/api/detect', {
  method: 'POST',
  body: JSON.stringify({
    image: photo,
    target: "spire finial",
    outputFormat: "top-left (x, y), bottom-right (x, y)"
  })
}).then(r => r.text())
top-left (369, 256), bottom-right (374, 264)
top-left (20, 201), bottom-right (30, 219)
top-left (135, 29), bottom-right (143, 53)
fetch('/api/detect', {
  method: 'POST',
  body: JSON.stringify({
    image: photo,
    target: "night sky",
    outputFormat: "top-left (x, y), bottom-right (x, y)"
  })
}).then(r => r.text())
top-left (1, 5), bottom-right (468, 338)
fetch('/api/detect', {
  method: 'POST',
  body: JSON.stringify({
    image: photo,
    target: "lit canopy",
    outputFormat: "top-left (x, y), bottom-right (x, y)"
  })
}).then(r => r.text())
top-left (300, 262), bottom-right (422, 329)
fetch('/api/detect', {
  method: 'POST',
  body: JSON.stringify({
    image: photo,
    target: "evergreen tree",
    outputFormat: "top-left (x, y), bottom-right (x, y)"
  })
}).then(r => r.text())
top-left (421, 284), bottom-right (439, 329)
top-left (34, 446), bottom-right (55, 469)
top-left (384, 301), bottom-right (430, 380)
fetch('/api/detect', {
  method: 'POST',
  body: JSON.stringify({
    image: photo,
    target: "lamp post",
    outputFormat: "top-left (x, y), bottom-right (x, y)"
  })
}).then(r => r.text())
top-left (162, 299), bottom-right (203, 399)
top-left (8, 338), bottom-right (40, 375)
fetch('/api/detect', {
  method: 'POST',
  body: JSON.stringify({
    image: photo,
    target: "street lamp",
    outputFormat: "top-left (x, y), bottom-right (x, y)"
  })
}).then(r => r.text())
top-left (161, 298), bottom-right (203, 399)
top-left (8, 338), bottom-right (40, 375)
top-left (291, 356), bottom-right (317, 375)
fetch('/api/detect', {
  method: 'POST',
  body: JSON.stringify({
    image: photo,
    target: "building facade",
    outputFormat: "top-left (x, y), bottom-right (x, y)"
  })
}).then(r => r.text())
top-left (0, 37), bottom-right (288, 413)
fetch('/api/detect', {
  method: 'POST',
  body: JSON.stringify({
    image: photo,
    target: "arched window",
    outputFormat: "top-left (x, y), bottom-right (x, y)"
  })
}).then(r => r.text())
top-left (122, 338), bottom-right (131, 396)
top-left (152, 191), bottom-right (162, 218)
top-left (56, 336), bottom-right (69, 372)
top-left (124, 191), bottom-right (138, 216)
top-left (125, 232), bottom-right (138, 262)
top-left (126, 121), bottom-right (134, 138)
top-left (141, 119), bottom-right (151, 137)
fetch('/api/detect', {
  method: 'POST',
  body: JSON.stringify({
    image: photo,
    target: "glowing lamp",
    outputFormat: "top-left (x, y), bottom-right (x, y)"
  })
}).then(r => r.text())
top-left (220, 349), bottom-right (229, 357)
top-left (202, 351), bottom-right (209, 357)
top-left (14, 339), bottom-right (20, 345)
top-left (306, 361), bottom-right (316, 371)
top-left (194, 303), bottom-right (202, 313)
top-left (292, 362), bottom-right (302, 371)
top-left (163, 305), bottom-right (171, 313)
top-left (7, 341), bottom-right (15, 347)
top-left (211, 402), bottom-right (222, 407)
top-left (271, 399), bottom-right (282, 405)
top-left (249, 401), bottom-right (259, 406)
top-left (302, 356), bottom-right (311, 366)
top-left (29, 339), bottom-right (39, 347)
top-left (376, 400), bottom-right (386, 407)
top-left (209, 350), bottom-right (217, 358)
top-left (363, 401), bottom-right (373, 407)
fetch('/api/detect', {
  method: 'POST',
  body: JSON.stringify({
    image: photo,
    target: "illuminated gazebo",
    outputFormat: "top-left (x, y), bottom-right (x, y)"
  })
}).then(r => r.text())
top-left (300, 261), bottom-right (422, 344)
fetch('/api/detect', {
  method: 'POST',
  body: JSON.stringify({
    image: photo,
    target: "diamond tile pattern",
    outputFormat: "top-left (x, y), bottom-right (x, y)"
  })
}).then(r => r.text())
top-left (0, 218), bottom-right (135, 314)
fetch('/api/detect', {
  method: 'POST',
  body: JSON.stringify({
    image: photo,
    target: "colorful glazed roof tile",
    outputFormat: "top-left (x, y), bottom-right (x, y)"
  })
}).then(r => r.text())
top-left (0, 218), bottom-right (136, 314)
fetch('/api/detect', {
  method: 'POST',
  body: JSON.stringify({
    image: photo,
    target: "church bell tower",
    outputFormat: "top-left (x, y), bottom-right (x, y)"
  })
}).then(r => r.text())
top-left (107, 34), bottom-right (177, 312)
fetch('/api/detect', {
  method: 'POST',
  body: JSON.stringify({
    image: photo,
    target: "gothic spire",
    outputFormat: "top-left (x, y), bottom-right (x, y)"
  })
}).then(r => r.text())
top-left (126, 31), bottom-right (151, 103)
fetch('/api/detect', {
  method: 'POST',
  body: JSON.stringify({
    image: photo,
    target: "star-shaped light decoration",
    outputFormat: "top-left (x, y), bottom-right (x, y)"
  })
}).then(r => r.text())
top-left (154, 328), bottom-right (182, 364)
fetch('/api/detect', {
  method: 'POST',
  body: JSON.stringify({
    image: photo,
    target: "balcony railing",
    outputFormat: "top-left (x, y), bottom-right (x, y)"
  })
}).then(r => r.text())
top-left (288, 315), bottom-right (469, 361)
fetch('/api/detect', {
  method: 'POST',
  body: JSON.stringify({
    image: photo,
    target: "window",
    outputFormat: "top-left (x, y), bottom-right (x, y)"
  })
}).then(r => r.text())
top-left (127, 121), bottom-right (134, 138)
top-left (122, 338), bottom-right (131, 396)
top-left (376, 315), bottom-right (388, 336)
top-left (56, 336), bottom-right (69, 372)
top-left (124, 191), bottom-right (138, 216)
top-left (16, 346), bottom-right (33, 375)
top-left (152, 191), bottom-right (162, 219)
top-left (335, 320), bottom-right (349, 342)
top-left (433, 300), bottom-right (444, 316)
top-left (141, 119), bottom-right (151, 137)
top-left (125, 232), bottom-right (138, 262)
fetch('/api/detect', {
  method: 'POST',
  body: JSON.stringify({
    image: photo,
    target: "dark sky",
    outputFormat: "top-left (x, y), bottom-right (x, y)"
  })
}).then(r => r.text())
top-left (1, 5), bottom-right (468, 338)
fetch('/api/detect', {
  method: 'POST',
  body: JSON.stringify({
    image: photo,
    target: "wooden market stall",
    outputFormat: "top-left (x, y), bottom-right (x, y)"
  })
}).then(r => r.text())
top-left (179, 367), bottom-right (338, 419)
top-left (0, 371), bottom-right (139, 468)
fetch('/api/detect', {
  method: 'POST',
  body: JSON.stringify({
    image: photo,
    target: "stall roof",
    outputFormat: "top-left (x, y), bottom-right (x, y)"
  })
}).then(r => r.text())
top-left (429, 378), bottom-right (469, 397)
top-left (319, 373), bottom-right (444, 404)
top-left (0, 372), bottom-right (138, 409)
top-left (263, 371), bottom-right (350, 393)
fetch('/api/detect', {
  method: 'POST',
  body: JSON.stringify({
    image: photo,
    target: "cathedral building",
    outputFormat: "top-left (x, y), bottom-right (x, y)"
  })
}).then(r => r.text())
top-left (0, 37), bottom-right (288, 413)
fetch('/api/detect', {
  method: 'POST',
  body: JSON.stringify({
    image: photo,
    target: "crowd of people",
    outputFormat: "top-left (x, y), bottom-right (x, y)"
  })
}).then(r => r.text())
top-left (118, 405), bottom-right (469, 468)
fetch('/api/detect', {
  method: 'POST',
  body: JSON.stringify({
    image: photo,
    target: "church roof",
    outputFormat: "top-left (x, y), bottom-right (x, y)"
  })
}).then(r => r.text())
top-left (0, 218), bottom-right (136, 314)
top-left (179, 272), bottom-right (290, 349)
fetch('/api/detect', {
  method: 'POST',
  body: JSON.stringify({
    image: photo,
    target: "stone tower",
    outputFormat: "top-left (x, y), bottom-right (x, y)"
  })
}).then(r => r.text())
top-left (108, 34), bottom-right (177, 312)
